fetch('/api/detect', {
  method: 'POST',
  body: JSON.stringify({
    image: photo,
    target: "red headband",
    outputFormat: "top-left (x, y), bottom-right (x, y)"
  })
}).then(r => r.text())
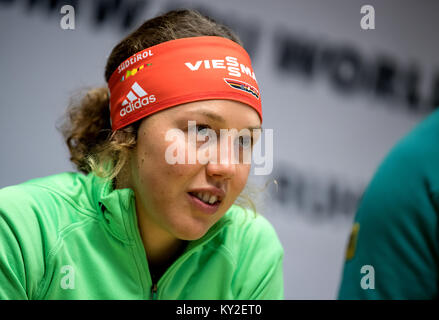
top-left (108, 36), bottom-right (262, 131)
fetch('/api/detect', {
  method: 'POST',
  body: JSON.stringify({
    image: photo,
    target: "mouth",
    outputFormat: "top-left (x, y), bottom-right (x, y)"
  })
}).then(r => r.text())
top-left (187, 191), bottom-right (223, 215)
top-left (188, 191), bottom-right (222, 205)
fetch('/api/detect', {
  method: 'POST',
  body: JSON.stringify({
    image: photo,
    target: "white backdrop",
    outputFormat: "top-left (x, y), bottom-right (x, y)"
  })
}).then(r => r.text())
top-left (1, 0), bottom-right (438, 299)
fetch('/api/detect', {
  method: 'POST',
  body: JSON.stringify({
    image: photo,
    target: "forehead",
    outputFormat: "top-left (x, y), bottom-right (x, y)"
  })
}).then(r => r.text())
top-left (164, 99), bottom-right (262, 128)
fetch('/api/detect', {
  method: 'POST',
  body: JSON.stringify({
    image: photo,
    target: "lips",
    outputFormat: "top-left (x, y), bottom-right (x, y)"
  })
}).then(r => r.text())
top-left (188, 191), bottom-right (220, 205)
top-left (187, 186), bottom-right (226, 214)
top-left (187, 192), bottom-right (221, 215)
top-left (187, 187), bottom-right (225, 204)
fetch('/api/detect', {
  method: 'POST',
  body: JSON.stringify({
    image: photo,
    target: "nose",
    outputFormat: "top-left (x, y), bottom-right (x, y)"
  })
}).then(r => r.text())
top-left (205, 135), bottom-right (237, 180)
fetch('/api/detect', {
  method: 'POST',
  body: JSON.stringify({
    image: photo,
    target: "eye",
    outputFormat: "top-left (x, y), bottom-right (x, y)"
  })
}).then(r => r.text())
top-left (196, 124), bottom-right (210, 136)
top-left (195, 124), bottom-right (215, 146)
top-left (236, 135), bottom-right (253, 149)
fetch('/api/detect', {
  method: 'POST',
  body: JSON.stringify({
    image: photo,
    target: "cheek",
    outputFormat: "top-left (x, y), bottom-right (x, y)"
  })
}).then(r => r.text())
top-left (135, 148), bottom-right (198, 193)
top-left (230, 165), bottom-right (251, 197)
top-left (140, 131), bottom-right (203, 180)
top-left (136, 130), bottom-right (174, 173)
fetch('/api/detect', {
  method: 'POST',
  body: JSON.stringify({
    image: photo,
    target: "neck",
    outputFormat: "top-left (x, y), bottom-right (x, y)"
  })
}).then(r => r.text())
top-left (114, 169), bottom-right (187, 274)
top-left (134, 195), bottom-right (187, 272)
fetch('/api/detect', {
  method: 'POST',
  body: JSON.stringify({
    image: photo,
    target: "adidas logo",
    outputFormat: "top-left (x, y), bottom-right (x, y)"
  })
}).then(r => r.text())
top-left (120, 82), bottom-right (156, 117)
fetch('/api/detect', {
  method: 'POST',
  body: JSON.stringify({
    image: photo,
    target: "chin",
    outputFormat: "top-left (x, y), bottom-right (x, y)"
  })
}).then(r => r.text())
top-left (174, 228), bottom-right (209, 241)
top-left (171, 217), bottom-right (213, 241)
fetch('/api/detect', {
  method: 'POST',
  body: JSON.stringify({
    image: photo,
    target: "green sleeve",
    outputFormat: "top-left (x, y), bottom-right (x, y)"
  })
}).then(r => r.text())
top-left (338, 130), bottom-right (439, 299)
top-left (232, 214), bottom-right (285, 300)
top-left (0, 211), bottom-right (28, 299)
top-left (0, 186), bottom-right (47, 300)
top-left (248, 252), bottom-right (284, 300)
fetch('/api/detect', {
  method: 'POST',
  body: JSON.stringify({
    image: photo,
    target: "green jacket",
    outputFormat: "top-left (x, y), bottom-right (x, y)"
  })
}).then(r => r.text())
top-left (0, 172), bottom-right (284, 300)
top-left (338, 110), bottom-right (439, 299)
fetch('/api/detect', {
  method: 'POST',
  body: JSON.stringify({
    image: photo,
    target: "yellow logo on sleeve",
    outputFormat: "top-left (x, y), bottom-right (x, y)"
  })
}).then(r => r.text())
top-left (346, 223), bottom-right (360, 261)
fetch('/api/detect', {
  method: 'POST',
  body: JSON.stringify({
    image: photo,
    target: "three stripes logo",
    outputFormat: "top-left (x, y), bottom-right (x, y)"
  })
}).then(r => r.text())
top-left (120, 82), bottom-right (156, 117)
top-left (223, 78), bottom-right (259, 99)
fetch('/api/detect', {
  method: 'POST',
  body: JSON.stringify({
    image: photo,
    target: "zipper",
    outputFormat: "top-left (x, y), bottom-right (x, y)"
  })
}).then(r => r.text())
top-left (148, 245), bottom-right (202, 299)
top-left (143, 229), bottom-right (230, 299)
top-left (125, 196), bottom-right (233, 300)
top-left (151, 282), bottom-right (158, 300)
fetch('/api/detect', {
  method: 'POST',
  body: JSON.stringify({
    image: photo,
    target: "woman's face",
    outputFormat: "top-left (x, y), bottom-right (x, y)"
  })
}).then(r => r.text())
top-left (128, 99), bottom-right (261, 241)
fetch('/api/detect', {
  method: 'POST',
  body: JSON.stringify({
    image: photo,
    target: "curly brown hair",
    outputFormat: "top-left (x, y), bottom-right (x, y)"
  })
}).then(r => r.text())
top-left (59, 9), bottom-right (260, 213)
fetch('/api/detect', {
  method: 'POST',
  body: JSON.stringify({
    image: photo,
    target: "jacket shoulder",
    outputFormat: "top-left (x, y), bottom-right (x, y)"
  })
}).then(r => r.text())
top-left (338, 111), bottom-right (439, 299)
top-left (219, 205), bottom-right (284, 263)
top-left (0, 172), bottom-right (100, 248)
top-left (217, 205), bottom-right (284, 299)
top-left (380, 110), bottom-right (439, 177)
top-left (2, 172), bottom-right (100, 216)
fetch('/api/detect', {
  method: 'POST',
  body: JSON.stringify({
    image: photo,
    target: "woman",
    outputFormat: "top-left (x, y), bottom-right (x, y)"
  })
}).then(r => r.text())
top-left (0, 9), bottom-right (284, 299)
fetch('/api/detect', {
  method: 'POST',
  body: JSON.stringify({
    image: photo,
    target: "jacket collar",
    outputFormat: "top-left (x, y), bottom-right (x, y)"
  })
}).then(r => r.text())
top-left (89, 172), bottom-right (233, 250)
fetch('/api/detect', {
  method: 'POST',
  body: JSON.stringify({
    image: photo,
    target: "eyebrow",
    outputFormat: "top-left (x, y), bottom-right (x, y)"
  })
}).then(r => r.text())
top-left (199, 111), bottom-right (226, 124)
top-left (184, 110), bottom-right (262, 131)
